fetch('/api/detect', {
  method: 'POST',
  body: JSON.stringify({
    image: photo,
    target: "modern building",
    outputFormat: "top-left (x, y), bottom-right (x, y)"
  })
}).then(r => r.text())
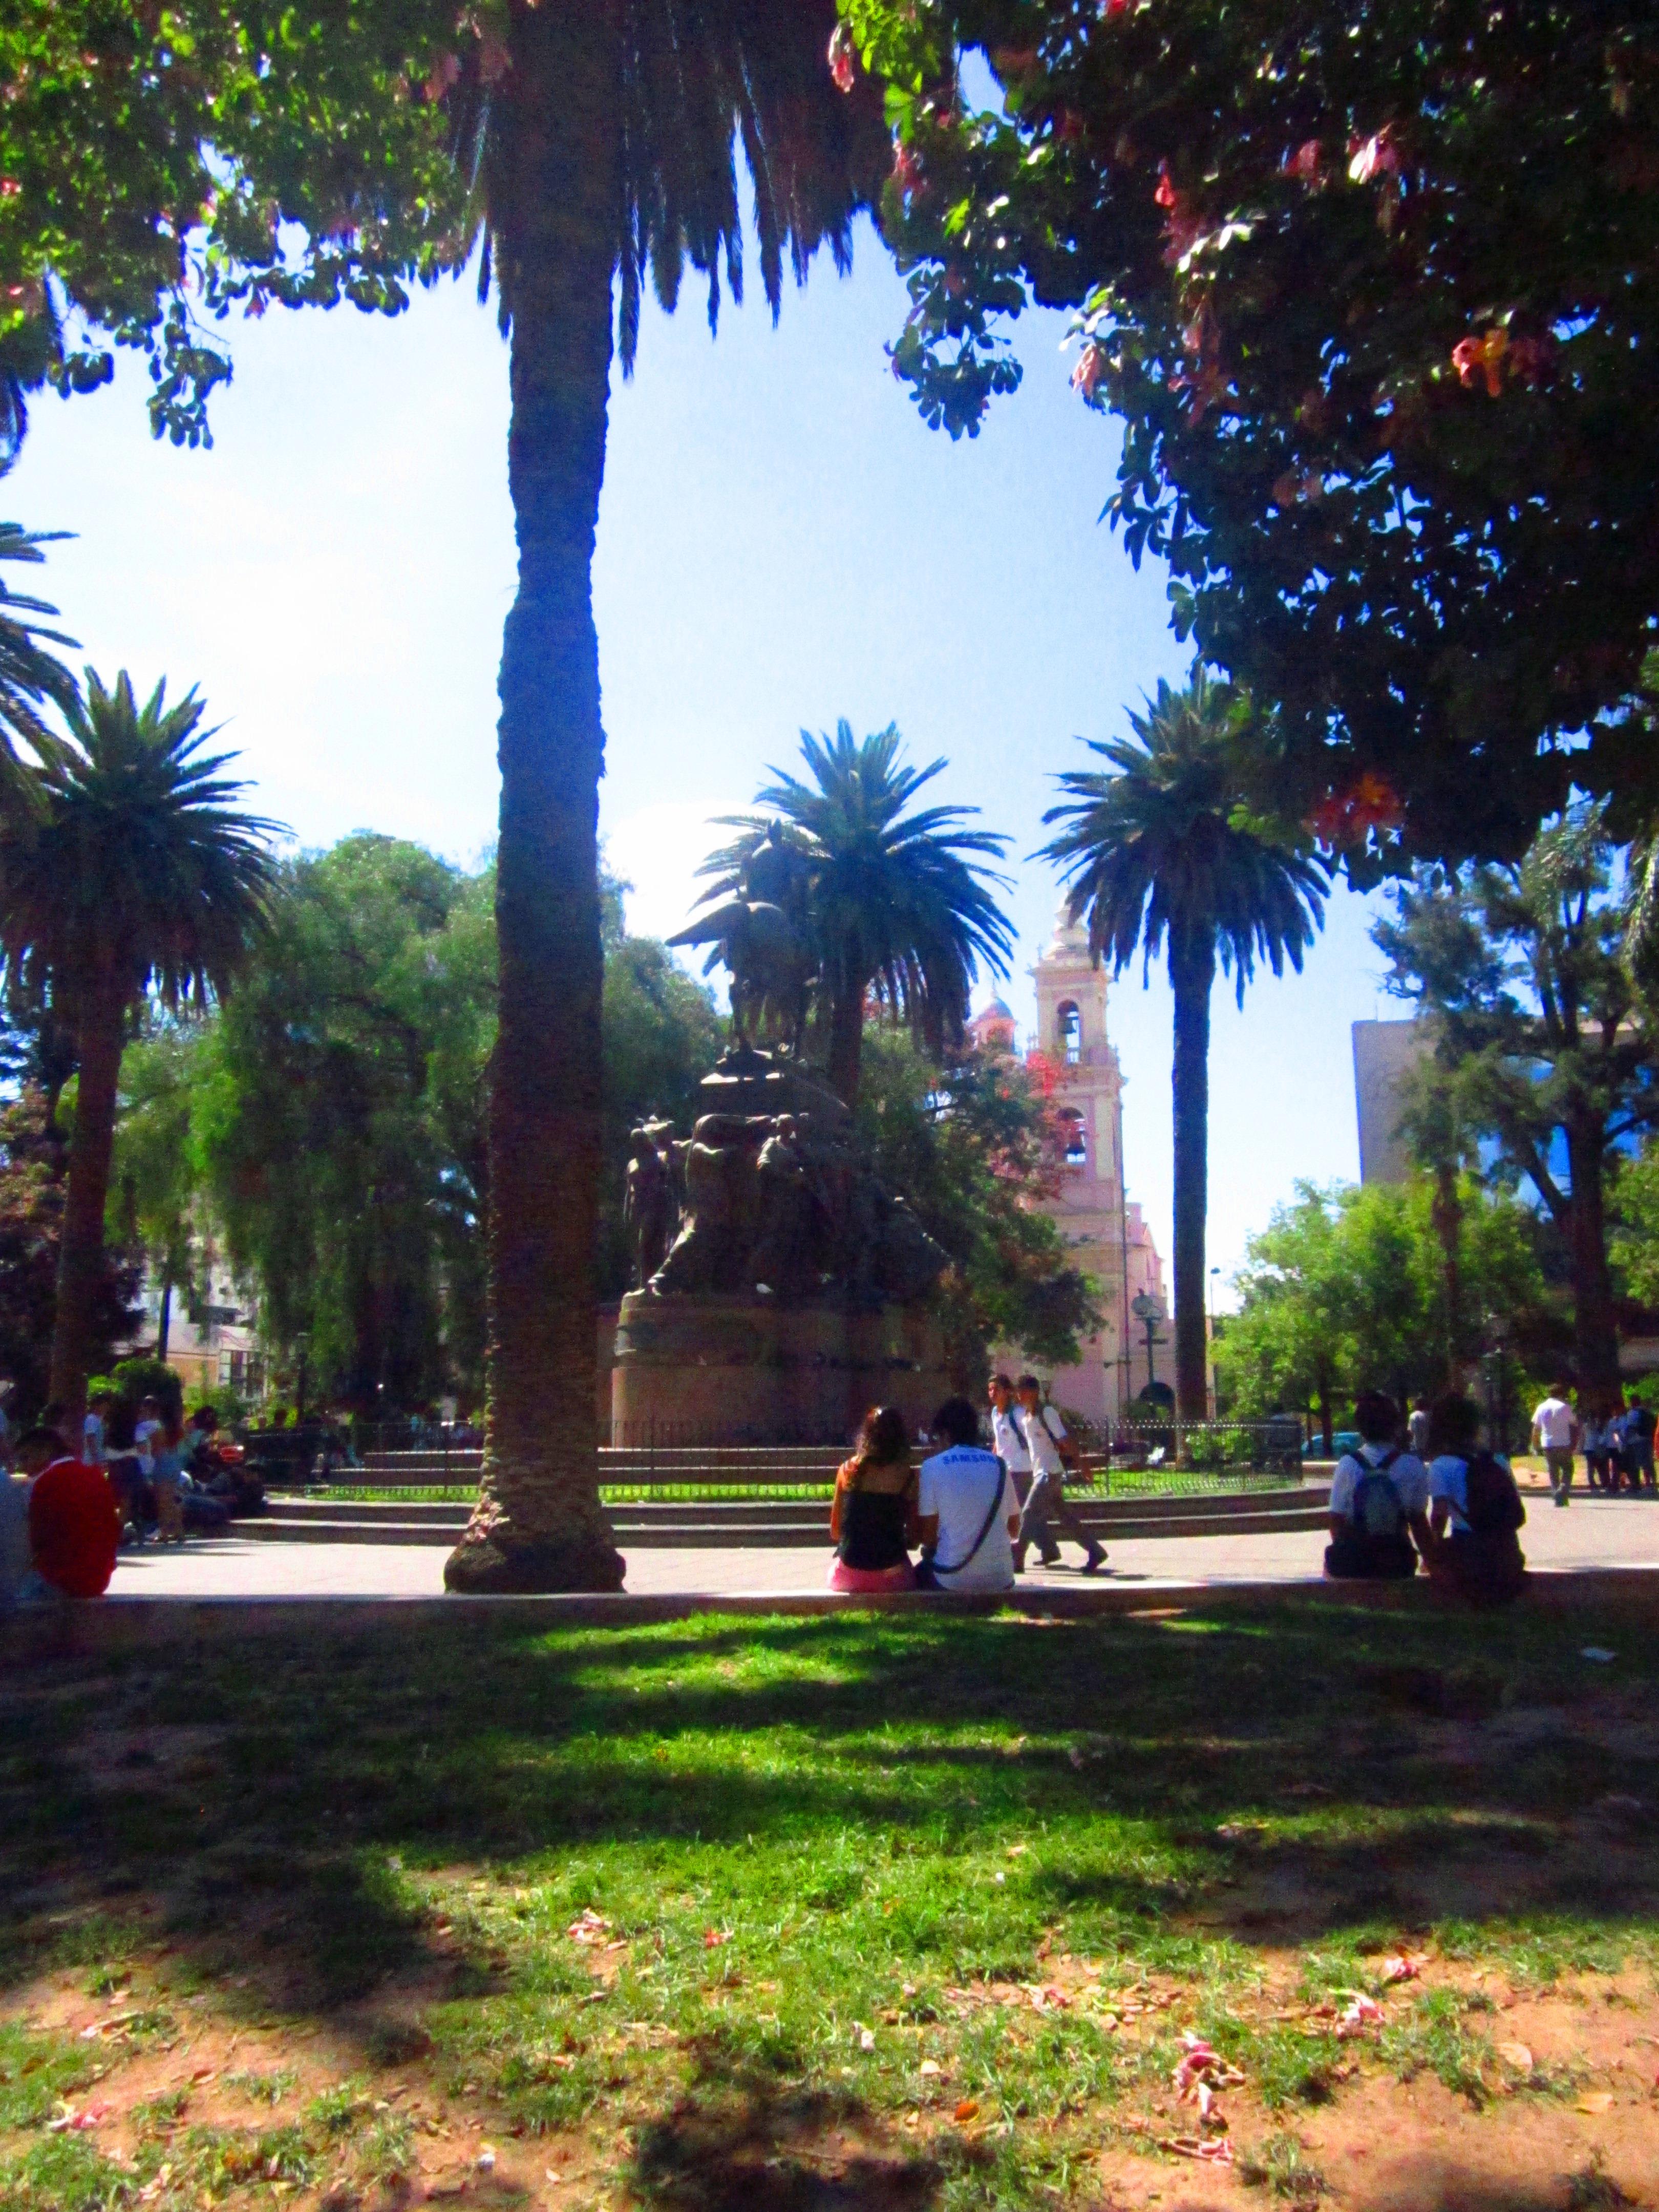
top-left (969, 905), bottom-right (1178, 1428)
top-left (1352, 1017), bottom-right (1430, 1183)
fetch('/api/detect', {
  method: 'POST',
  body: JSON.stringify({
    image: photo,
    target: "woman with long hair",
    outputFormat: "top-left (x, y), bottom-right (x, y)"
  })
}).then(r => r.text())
top-left (828, 1406), bottom-right (919, 1593)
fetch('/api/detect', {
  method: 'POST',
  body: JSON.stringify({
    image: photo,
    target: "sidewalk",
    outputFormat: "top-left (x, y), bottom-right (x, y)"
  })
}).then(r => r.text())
top-left (107, 1490), bottom-right (1659, 1602)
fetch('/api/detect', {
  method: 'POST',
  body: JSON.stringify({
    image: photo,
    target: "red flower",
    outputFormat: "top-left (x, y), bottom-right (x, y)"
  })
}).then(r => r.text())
top-left (1102, 0), bottom-right (1132, 16)
top-left (1071, 343), bottom-right (1107, 399)
top-left (1347, 129), bottom-right (1399, 184)
top-left (1307, 772), bottom-right (1403, 849)
top-left (1452, 327), bottom-right (1508, 397)
top-left (892, 139), bottom-right (923, 195)
top-left (1287, 140), bottom-right (1322, 181)
top-left (1154, 163), bottom-right (1177, 209)
top-left (828, 24), bottom-right (856, 94)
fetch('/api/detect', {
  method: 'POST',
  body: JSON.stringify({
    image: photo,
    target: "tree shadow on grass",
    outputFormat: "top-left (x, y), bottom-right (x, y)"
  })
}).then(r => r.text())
top-left (627, 2081), bottom-right (947, 2212)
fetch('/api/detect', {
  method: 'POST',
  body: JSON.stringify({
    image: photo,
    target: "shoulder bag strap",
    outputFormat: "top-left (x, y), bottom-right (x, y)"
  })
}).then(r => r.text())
top-left (935, 1460), bottom-right (1008, 1577)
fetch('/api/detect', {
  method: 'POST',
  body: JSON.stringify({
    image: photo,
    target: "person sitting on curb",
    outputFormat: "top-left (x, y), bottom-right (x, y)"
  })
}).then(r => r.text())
top-left (828, 1405), bottom-right (920, 1593)
top-left (1324, 1390), bottom-right (1432, 1580)
top-left (1427, 1392), bottom-right (1526, 1606)
top-left (1012, 1376), bottom-right (1104, 1576)
top-left (16, 1418), bottom-right (120, 1602)
top-left (914, 1397), bottom-right (1020, 1594)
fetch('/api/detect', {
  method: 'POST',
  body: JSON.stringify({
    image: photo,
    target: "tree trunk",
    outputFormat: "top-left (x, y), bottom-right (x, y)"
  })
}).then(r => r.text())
top-left (156, 1272), bottom-right (173, 1363)
top-left (49, 976), bottom-right (126, 1429)
top-left (447, 12), bottom-right (624, 1591)
top-left (827, 987), bottom-right (864, 1108)
top-left (1431, 1163), bottom-right (1463, 1385)
top-left (1565, 1117), bottom-right (1622, 1414)
top-left (1169, 939), bottom-right (1214, 1423)
top-left (1316, 1376), bottom-right (1333, 1456)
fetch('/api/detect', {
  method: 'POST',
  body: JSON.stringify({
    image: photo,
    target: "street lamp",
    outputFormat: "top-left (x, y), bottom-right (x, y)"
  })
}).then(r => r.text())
top-left (1130, 1290), bottom-right (1164, 1396)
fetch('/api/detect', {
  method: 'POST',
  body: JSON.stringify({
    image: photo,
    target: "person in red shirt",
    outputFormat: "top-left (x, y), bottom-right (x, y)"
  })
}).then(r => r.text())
top-left (16, 1424), bottom-right (119, 1600)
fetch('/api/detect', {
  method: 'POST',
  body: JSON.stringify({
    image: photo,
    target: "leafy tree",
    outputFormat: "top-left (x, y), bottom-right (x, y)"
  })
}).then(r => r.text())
top-left (110, 1025), bottom-right (203, 1361)
top-left (841, 0), bottom-right (1659, 863)
top-left (1373, 804), bottom-right (1657, 1410)
top-left (1038, 671), bottom-right (1327, 1417)
top-left (195, 837), bottom-right (494, 1412)
top-left (681, 721), bottom-right (1014, 1105)
top-left (0, 671), bottom-right (274, 1422)
top-left (0, 523), bottom-right (78, 788)
top-left (1219, 1175), bottom-right (1552, 1444)
top-left (1, 0), bottom-right (888, 1592)
top-left (854, 1025), bottom-right (1100, 1384)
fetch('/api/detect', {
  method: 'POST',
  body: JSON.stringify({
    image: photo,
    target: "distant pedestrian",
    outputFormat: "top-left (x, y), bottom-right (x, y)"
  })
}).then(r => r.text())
top-left (1530, 1385), bottom-right (1579, 1507)
top-left (1011, 1376), bottom-right (1104, 1575)
top-left (914, 1398), bottom-right (1019, 1593)
top-left (1619, 1391), bottom-right (1657, 1492)
top-left (828, 1406), bottom-right (919, 1593)
top-left (987, 1374), bottom-right (1037, 1514)
top-left (1582, 1410), bottom-right (1617, 1492)
top-left (1324, 1390), bottom-right (1431, 1580)
top-left (1408, 1400), bottom-right (1432, 1459)
top-left (1427, 1393), bottom-right (1526, 1606)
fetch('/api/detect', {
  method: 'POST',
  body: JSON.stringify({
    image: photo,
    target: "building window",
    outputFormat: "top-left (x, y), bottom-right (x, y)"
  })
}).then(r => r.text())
top-left (1059, 1109), bottom-right (1087, 1166)
top-left (1057, 1001), bottom-right (1081, 1064)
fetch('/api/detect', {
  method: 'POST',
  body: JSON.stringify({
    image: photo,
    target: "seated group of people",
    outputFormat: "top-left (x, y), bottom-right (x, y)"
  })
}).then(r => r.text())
top-left (1326, 1389), bottom-right (1527, 1604)
top-left (827, 1375), bottom-right (1101, 1595)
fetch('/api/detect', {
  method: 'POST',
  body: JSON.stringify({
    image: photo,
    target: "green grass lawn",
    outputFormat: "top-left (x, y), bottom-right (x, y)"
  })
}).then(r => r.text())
top-left (4, 1598), bottom-right (1657, 2212)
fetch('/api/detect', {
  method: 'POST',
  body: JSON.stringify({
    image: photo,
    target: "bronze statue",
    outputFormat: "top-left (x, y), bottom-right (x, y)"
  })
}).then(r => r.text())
top-left (668, 824), bottom-right (815, 1056)
top-left (623, 1124), bottom-right (675, 1288)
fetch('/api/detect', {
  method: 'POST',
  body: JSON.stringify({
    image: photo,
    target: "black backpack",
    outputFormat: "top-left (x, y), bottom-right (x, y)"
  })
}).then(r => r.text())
top-left (1463, 1451), bottom-right (1526, 1537)
top-left (1349, 1449), bottom-right (1408, 1544)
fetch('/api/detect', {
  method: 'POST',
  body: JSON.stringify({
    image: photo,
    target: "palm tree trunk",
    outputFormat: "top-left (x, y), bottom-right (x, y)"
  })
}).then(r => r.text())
top-left (49, 976), bottom-right (126, 1428)
top-left (827, 986), bottom-right (864, 1108)
top-left (446, 12), bottom-right (624, 1592)
top-left (1169, 937), bottom-right (1214, 1423)
top-left (1431, 1163), bottom-right (1462, 1384)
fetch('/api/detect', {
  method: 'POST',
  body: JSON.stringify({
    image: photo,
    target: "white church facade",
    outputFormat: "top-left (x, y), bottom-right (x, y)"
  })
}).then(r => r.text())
top-left (968, 907), bottom-right (1177, 1429)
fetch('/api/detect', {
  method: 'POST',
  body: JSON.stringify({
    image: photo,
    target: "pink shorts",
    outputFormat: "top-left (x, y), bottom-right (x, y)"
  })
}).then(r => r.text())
top-left (827, 1558), bottom-right (915, 1593)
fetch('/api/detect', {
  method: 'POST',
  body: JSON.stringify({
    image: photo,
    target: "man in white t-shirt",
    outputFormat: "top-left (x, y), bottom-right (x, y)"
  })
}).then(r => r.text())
top-left (1530, 1387), bottom-right (1578, 1506)
top-left (916, 1398), bottom-right (1019, 1593)
top-left (1013, 1375), bottom-right (1104, 1575)
top-left (987, 1375), bottom-right (1035, 1503)
top-left (1325, 1390), bottom-right (1432, 1579)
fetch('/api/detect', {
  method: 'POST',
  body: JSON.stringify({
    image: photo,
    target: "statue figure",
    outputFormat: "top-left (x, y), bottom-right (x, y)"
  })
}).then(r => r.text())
top-left (649, 1114), bottom-right (763, 1296)
top-left (877, 1195), bottom-right (948, 1305)
top-left (623, 1123), bottom-right (675, 1288)
top-left (751, 1114), bottom-right (823, 1296)
top-left (668, 824), bottom-right (815, 1056)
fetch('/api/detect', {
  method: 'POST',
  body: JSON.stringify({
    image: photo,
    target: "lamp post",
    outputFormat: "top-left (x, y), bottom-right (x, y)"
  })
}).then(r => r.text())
top-left (1130, 1291), bottom-right (1164, 1396)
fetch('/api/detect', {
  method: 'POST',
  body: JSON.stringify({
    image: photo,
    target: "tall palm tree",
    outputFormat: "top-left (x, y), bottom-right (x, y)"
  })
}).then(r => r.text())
top-left (439, 8), bottom-right (887, 1595)
top-left (1039, 673), bottom-right (1328, 1420)
top-left (684, 721), bottom-right (1015, 1104)
top-left (0, 671), bottom-right (277, 1421)
top-left (0, 522), bottom-right (78, 789)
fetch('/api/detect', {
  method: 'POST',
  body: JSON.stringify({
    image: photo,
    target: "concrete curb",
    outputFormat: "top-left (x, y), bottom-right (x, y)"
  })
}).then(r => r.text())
top-left (8, 1563), bottom-right (1659, 1652)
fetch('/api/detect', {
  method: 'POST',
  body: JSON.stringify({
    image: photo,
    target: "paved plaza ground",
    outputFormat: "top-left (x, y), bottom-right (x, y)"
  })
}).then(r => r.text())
top-left (107, 1487), bottom-right (1659, 1601)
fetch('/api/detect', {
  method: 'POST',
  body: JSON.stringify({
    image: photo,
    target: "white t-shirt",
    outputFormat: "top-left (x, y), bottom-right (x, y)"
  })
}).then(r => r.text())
top-left (1429, 1453), bottom-right (1473, 1534)
top-left (82, 1412), bottom-right (104, 1466)
top-left (134, 1418), bottom-right (159, 1475)
top-left (1023, 1403), bottom-right (1068, 1479)
top-left (919, 1447), bottom-right (1016, 1591)
top-left (1533, 1397), bottom-right (1576, 1450)
top-left (988, 1403), bottom-right (1031, 1474)
top-left (1328, 1442), bottom-right (1430, 1522)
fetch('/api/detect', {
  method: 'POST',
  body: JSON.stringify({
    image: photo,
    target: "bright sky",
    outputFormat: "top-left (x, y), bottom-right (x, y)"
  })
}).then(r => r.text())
top-left (9, 209), bottom-right (1402, 1295)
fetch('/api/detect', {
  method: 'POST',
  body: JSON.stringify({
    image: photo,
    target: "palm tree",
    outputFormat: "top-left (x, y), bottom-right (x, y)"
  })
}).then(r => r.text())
top-left (1038, 673), bottom-right (1328, 1420)
top-left (439, 8), bottom-right (887, 1595)
top-left (0, 522), bottom-right (78, 788)
top-left (684, 721), bottom-right (1015, 1104)
top-left (0, 671), bottom-right (277, 1421)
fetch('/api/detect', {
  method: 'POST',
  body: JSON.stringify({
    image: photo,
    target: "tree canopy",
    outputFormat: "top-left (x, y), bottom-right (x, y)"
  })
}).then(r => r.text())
top-left (841, 0), bottom-right (1659, 864)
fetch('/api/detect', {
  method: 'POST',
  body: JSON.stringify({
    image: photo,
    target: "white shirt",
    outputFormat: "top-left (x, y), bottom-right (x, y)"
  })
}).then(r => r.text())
top-left (1328, 1442), bottom-right (1430, 1522)
top-left (1429, 1453), bottom-right (1474, 1534)
top-left (134, 1418), bottom-right (159, 1475)
top-left (1532, 1397), bottom-right (1576, 1450)
top-left (988, 1403), bottom-right (1030, 1474)
top-left (919, 1447), bottom-right (1016, 1592)
top-left (1022, 1402), bottom-right (1067, 1479)
top-left (82, 1412), bottom-right (105, 1466)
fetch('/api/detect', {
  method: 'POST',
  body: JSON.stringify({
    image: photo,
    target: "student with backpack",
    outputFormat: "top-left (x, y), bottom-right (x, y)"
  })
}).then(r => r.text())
top-left (1426, 1393), bottom-right (1527, 1606)
top-left (1324, 1391), bottom-right (1432, 1580)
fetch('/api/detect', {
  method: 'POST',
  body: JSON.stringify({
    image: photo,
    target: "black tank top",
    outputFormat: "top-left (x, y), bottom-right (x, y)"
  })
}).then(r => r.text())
top-left (837, 1480), bottom-right (911, 1571)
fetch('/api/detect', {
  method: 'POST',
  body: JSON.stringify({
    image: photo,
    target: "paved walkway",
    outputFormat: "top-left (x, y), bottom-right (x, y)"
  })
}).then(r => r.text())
top-left (108, 1492), bottom-right (1659, 1602)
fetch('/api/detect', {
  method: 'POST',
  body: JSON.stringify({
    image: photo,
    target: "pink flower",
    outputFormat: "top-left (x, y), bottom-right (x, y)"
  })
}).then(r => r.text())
top-left (1347, 129), bottom-right (1399, 184)
top-left (828, 24), bottom-right (856, 94)
top-left (0, 178), bottom-right (19, 199)
top-left (1102, 0), bottom-right (1132, 18)
top-left (892, 139), bottom-right (923, 195)
top-left (1452, 328), bottom-right (1508, 396)
top-left (1154, 163), bottom-right (1177, 209)
top-left (423, 52), bottom-right (461, 101)
top-left (1071, 344), bottom-right (1107, 399)
top-left (1287, 139), bottom-right (1322, 180)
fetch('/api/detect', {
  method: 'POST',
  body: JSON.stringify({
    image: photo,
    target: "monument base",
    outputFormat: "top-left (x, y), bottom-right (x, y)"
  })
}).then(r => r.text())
top-left (610, 1291), bottom-right (952, 1447)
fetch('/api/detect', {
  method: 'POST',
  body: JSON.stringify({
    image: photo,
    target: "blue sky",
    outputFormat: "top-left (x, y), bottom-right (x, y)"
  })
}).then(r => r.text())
top-left (9, 210), bottom-right (1403, 1293)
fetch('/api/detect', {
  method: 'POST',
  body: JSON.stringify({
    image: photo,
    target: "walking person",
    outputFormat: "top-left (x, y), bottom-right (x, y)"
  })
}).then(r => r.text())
top-left (987, 1373), bottom-right (1038, 1506)
top-left (1621, 1390), bottom-right (1657, 1492)
top-left (1583, 1409), bottom-right (1615, 1492)
top-left (1011, 1376), bottom-right (1104, 1574)
top-left (1529, 1384), bottom-right (1579, 1507)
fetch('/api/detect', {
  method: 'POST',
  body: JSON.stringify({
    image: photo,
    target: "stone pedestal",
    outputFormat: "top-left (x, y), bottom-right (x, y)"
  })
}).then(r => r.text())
top-left (609, 1291), bottom-right (950, 1447)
